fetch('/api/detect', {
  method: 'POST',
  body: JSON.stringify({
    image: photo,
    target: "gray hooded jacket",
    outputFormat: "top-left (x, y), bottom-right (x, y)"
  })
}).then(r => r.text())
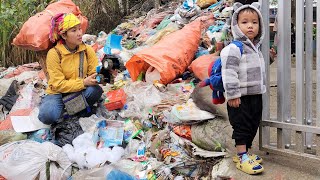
top-left (221, 2), bottom-right (266, 100)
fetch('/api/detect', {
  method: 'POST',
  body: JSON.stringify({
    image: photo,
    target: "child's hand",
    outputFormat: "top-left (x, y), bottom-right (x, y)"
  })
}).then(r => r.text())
top-left (228, 98), bottom-right (241, 108)
top-left (198, 81), bottom-right (207, 87)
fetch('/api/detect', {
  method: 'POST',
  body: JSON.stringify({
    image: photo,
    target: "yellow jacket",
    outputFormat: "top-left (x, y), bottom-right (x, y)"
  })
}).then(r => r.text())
top-left (46, 42), bottom-right (98, 94)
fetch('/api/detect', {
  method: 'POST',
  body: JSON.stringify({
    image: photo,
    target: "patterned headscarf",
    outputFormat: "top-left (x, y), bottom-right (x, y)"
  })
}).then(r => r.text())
top-left (49, 13), bottom-right (81, 43)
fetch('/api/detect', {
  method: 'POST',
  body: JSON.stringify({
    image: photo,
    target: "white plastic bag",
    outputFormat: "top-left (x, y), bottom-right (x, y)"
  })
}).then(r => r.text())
top-left (124, 82), bottom-right (162, 108)
top-left (0, 140), bottom-right (71, 180)
top-left (163, 99), bottom-right (215, 124)
top-left (11, 107), bottom-right (50, 132)
top-left (10, 83), bottom-right (40, 112)
top-left (145, 66), bottom-right (161, 84)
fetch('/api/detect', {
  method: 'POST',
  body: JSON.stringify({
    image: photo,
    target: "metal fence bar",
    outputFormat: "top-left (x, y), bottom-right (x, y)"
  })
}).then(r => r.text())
top-left (296, 0), bottom-right (305, 126)
top-left (317, 135), bottom-right (320, 157)
top-left (262, 119), bottom-right (320, 134)
top-left (260, 0), bottom-right (270, 149)
top-left (317, 0), bottom-right (320, 132)
top-left (305, 0), bottom-right (314, 150)
top-left (277, 0), bottom-right (292, 149)
top-left (317, 0), bottom-right (320, 156)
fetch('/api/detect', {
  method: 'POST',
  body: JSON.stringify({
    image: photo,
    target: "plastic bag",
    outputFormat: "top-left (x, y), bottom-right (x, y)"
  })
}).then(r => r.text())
top-left (72, 166), bottom-right (108, 180)
top-left (12, 0), bottom-right (88, 51)
top-left (0, 81), bottom-right (42, 132)
top-left (10, 83), bottom-right (40, 112)
top-left (191, 119), bottom-right (227, 151)
top-left (63, 133), bottom-right (125, 169)
top-left (145, 66), bottom-right (161, 84)
top-left (92, 120), bottom-right (125, 148)
top-left (72, 165), bottom-right (137, 180)
top-left (0, 80), bottom-right (19, 111)
top-left (119, 101), bottom-right (144, 119)
top-left (11, 107), bottom-right (50, 133)
top-left (106, 169), bottom-right (137, 180)
top-left (178, 4), bottom-right (201, 18)
top-left (51, 117), bottom-right (84, 147)
top-left (27, 128), bottom-right (52, 143)
top-left (188, 54), bottom-right (219, 80)
top-left (112, 159), bottom-right (143, 177)
top-left (0, 130), bottom-right (27, 146)
top-left (131, 11), bottom-right (170, 37)
top-left (126, 20), bottom-right (203, 85)
top-left (103, 34), bottom-right (123, 55)
top-left (124, 82), bottom-right (163, 108)
top-left (163, 99), bottom-right (215, 124)
top-left (79, 115), bottom-right (104, 133)
top-left (145, 23), bottom-right (180, 46)
top-left (133, 84), bottom-right (162, 107)
top-left (0, 140), bottom-right (71, 180)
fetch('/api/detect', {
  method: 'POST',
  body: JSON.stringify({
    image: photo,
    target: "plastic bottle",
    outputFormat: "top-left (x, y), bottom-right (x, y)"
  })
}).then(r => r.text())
top-left (92, 120), bottom-right (107, 146)
top-left (137, 141), bottom-right (146, 157)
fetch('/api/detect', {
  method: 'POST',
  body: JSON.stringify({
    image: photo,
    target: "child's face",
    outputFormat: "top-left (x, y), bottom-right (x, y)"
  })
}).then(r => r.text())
top-left (237, 10), bottom-right (259, 42)
top-left (62, 24), bottom-right (83, 49)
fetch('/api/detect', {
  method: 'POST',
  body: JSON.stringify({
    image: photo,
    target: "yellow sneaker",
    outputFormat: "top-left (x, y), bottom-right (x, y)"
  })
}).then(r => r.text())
top-left (236, 159), bottom-right (264, 175)
top-left (233, 153), bottom-right (263, 164)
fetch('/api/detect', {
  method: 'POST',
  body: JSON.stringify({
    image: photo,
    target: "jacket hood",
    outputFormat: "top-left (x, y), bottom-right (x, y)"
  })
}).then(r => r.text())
top-left (231, 2), bottom-right (265, 48)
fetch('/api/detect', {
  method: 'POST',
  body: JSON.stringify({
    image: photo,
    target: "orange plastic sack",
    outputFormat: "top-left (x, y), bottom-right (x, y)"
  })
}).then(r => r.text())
top-left (188, 54), bottom-right (219, 81)
top-left (126, 20), bottom-right (202, 85)
top-left (12, 0), bottom-right (88, 51)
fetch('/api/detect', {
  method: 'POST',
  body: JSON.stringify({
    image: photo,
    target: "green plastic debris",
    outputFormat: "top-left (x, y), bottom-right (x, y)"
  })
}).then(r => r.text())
top-left (124, 40), bottom-right (136, 50)
top-left (137, 72), bottom-right (145, 81)
top-left (0, 130), bottom-right (27, 146)
top-left (156, 15), bottom-right (172, 30)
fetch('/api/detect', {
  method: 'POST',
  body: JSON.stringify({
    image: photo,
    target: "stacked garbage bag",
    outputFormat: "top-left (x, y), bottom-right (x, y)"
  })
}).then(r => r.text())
top-left (0, 0), bottom-right (237, 179)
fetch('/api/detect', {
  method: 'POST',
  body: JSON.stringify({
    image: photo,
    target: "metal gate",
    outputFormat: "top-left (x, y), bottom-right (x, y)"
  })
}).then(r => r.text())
top-left (260, 0), bottom-right (320, 162)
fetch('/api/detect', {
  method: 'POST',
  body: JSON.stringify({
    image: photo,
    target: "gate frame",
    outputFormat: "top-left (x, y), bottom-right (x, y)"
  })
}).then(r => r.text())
top-left (259, 0), bottom-right (320, 163)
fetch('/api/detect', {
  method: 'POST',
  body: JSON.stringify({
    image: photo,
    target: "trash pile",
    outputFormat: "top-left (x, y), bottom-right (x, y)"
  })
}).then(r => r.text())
top-left (0, 0), bottom-right (237, 179)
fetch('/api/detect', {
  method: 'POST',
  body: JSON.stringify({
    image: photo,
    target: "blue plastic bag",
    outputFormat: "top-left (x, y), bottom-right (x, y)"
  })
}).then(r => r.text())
top-left (106, 169), bottom-right (137, 180)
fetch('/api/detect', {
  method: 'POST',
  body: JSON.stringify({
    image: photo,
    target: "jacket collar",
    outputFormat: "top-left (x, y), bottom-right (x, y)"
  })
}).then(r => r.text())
top-left (55, 42), bottom-right (86, 55)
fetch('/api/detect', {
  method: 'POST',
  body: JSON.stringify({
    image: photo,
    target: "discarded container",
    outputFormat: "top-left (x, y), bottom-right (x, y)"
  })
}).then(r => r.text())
top-left (92, 120), bottom-right (125, 148)
top-left (137, 142), bottom-right (146, 157)
top-left (103, 34), bottom-right (123, 55)
top-left (104, 89), bottom-right (127, 111)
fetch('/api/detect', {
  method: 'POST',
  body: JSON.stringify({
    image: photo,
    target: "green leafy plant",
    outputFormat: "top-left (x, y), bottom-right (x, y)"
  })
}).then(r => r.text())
top-left (0, 0), bottom-right (50, 67)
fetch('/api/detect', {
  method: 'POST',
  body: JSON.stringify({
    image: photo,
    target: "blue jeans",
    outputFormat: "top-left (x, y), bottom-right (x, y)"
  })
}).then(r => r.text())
top-left (38, 85), bottom-right (103, 125)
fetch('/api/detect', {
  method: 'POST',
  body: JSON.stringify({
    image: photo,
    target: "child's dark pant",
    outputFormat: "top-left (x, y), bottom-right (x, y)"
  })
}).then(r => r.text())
top-left (227, 94), bottom-right (262, 149)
